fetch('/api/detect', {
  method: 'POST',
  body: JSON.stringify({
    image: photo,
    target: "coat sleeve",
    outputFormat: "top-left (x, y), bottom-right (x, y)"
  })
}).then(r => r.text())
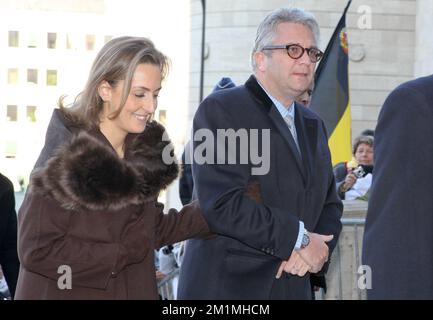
top-left (191, 96), bottom-right (301, 260)
top-left (311, 121), bottom-right (343, 275)
top-left (0, 183), bottom-right (20, 298)
top-left (155, 201), bottom-right (212, 249)
top-left (333, 162), bottom-right (348, 199)
top-left (17, 192), bottom-right (122, 290)
top-left (154, 200), bottom-right (211, 249)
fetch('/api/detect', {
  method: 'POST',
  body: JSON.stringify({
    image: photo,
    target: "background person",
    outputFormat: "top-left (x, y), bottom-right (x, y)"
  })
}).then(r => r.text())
top-left (363, 74), bottom-right (433, 299)
top-left (333, 135), bottom-right (374, 200)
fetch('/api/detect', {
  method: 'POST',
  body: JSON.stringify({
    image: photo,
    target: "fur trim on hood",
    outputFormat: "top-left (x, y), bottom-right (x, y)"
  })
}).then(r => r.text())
top-left (31, 121), bottom-right (179, 211)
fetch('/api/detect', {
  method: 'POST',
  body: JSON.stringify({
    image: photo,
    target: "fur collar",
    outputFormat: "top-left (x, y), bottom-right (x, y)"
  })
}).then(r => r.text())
top-left (31, 121), bottom-right (179, 211)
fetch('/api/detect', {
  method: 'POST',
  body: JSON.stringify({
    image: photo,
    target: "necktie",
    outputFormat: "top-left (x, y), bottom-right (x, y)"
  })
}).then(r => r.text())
top-left (284, 114), bottom-right (301, 154)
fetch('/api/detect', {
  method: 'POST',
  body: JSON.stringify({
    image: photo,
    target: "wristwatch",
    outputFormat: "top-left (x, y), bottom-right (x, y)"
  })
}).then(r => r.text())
top-left (301, 229), bottom-right (310, 249)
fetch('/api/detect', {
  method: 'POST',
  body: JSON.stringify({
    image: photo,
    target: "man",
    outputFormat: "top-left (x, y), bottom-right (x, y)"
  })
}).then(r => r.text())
top-left (0, 173), bottom-right (20, 299)
top-left (296, 82), bottom-right (314, 108)
top-left (178, 7), bottom-right (342, 299)
top-left (362, 75), bottom-right (433, 299)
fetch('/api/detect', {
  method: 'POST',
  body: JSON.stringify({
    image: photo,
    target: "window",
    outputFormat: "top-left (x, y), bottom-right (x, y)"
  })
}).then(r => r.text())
top-left (66, 33), bottom-right (72, 49)
top-left (7, 105), bottom-right (18, 121)
top-left (8, 31), bottom-right (19, 47)
top-left (8, 68), bottom-right (18, 84)
top-left (5, 141), bottom-right (17, 159)
top-left (47, 32), bottom-right (57, 49)
top-left (86, 34), bottom-right (96, 50)
top-left (27, 69), bottom-right (38, 84)
top-left (28, 32), bottom-right (38, 48)
top-left (46, 70), bottom-right (57, 86)
top-left (27, 106), bottom-right (37, 122)
top-left (158, 110), bottom-right (167, 126)
top-left (66, 33), bottom-right (80, 49)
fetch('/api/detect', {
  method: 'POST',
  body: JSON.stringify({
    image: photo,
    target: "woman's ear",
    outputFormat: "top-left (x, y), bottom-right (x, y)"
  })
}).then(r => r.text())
top-left (98, 81), bottom-right (112, 102)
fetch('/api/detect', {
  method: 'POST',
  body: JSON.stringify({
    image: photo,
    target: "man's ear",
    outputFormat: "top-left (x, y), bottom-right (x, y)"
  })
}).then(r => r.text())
top-left (254, 51), bottom-right (267, 72)
top-left (98, 81), bottom-right (112, 102)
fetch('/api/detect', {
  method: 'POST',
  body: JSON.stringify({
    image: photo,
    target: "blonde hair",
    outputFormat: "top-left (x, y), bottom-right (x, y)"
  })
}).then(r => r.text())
top-left (59, 36), bottom-right (169, 129)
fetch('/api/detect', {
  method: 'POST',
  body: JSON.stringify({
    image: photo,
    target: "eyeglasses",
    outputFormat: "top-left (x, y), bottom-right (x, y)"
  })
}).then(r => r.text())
top-left (262, 44), bottom-right (324, 63)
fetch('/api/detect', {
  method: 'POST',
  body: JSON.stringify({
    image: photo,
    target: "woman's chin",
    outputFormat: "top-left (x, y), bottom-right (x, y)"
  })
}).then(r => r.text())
top-left (129, 124), bottom-right (146, 134)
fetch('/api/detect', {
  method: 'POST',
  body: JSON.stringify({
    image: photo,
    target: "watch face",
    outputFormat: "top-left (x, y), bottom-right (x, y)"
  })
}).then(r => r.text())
top-left (302, 233), bottom-right (310, 247)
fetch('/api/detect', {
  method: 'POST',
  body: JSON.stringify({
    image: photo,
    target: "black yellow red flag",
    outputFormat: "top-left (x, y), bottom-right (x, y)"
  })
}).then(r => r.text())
top-left (310, 0), bottom-right (352, 165)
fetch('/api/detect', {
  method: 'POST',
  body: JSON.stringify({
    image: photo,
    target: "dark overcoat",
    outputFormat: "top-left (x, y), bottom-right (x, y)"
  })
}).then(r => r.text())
top-left (0, 173), bottom-right (20, 298)
top-left (363, 75), bottom-right (433, 299)
top-left (178, 75), bottom-right (342, 299)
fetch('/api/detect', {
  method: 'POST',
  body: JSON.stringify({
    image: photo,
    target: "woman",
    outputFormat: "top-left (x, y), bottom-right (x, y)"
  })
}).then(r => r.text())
top-left (334, 135), bottom-right (374, 200)
top-left (15, 36), bottom-right (210, 300)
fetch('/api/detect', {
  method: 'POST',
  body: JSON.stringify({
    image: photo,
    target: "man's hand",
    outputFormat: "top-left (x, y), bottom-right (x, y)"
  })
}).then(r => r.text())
top-left (297, 232), bottom-right (333, 273)
top-left (275, 250), bottom-right (311, 279)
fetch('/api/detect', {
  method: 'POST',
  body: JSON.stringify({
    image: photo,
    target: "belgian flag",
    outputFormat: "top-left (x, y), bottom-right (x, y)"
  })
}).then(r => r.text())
top-left (310, 0), bottom-right (352, 165)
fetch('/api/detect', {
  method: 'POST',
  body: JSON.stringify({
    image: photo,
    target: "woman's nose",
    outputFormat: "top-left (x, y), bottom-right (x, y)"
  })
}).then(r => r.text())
top-left (142, 98), bottom-right (157, 113)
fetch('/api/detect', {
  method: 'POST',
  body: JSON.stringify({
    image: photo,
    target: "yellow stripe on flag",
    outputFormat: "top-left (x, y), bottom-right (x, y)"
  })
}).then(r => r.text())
top-left (328, 103), bottom-right (352, 166)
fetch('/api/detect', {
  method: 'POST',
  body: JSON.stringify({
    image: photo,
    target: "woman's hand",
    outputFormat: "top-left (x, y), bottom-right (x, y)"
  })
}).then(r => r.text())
top-left (341, 171), bottom-right (357, 192)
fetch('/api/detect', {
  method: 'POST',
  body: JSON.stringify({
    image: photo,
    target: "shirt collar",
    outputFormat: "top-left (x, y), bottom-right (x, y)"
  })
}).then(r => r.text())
top-left (256, 80), bottom-right (295, 119)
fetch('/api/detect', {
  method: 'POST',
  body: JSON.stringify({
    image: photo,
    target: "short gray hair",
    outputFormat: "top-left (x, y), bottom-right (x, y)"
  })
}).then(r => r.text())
top-left (251, 7), bottom-right (320, 70)
top-left (353, 135), bottom-right (374, 155)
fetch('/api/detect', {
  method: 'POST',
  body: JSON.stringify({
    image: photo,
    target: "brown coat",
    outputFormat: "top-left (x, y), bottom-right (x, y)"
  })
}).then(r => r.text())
top-left (15, 121), bottom-right (210, 300)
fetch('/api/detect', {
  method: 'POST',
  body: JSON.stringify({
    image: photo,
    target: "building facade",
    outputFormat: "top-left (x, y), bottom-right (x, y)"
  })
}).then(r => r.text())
top-left (188, 0), bottom-right (433, 140)
top-left (0, 0), bottom-right (190, 207)
top-left (0, 0), bottom-right (111, 190)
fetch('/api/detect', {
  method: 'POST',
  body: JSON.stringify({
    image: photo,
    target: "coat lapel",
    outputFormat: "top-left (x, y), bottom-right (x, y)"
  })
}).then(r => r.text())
top-left (295, 104), bottom-right (318, 187)
top-left (268, 106), bottom-right (306, 181)
top-left (245, 75), bottom-right (321, 183)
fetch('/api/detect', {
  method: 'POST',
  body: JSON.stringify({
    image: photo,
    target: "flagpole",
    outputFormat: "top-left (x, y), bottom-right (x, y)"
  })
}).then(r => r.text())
top-left (343, 0), bottom-right (353, 16)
